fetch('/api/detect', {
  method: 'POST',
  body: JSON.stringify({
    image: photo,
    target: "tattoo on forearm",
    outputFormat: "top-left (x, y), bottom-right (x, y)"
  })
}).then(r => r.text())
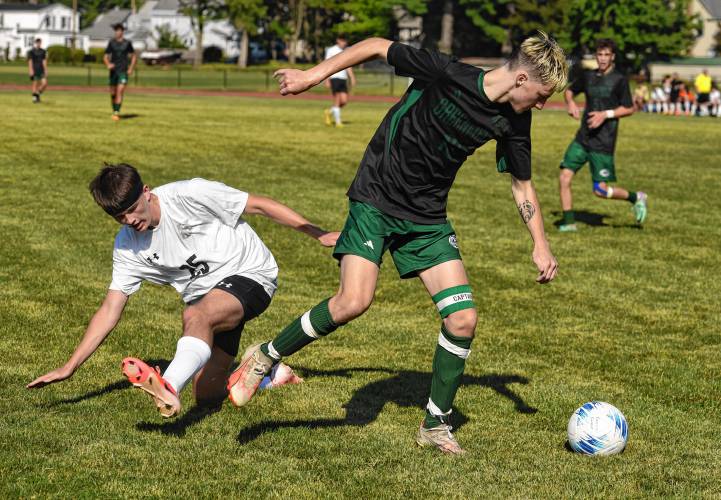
top-left (517, 200), bottom-right (535, 224)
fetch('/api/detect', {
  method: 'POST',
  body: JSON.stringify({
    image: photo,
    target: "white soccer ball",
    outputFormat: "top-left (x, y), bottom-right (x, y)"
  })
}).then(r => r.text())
top-left (567, 401), bottom-right (628, 456)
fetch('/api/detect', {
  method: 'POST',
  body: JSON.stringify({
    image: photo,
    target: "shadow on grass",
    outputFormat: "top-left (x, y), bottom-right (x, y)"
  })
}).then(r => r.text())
top-left (236, 367), bottom-right (537, 445)
top-left (135, 401), bottom-right (224, 437)
top-left (552, 210), bottom-right (642, 229)
top-left (46, 359), bottom-right (170, 407)
top-left (119, 113), bottom-right (141, 120)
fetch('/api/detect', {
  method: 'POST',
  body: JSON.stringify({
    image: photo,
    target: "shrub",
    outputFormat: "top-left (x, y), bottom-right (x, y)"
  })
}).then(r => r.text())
top-left (47, 45), bottom-right (71, 63)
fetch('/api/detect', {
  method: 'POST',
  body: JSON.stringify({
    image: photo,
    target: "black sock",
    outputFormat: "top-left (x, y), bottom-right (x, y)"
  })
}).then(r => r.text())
top-left (628, 192), bottom-right (637, 204)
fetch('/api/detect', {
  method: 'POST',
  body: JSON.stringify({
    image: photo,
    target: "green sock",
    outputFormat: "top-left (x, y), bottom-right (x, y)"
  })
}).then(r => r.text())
top-left (261, 298), bottom-right (338, 360)
top-left (112, 103), bottom-right (120, 112)
top-left (627, 192), bottom-right (637, 204)
top-left (562, 210), bottom-right (575, 225)
top-left (424, 325), bottom-right (473, 429)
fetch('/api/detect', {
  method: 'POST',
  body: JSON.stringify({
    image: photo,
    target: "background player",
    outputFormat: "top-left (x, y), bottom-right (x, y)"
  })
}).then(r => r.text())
top-left (558, 38), bottom-right (647, 232)
top-left (27, 164), bottom-right (338, 418)
top-left (229, 32), bottom-right (565, 454)
top-left (27, 38), bottom-right (47, 103)
top-left (323, 34), bottom-right (356, 127)
top-left (103, 24), bottom-right (137, 121)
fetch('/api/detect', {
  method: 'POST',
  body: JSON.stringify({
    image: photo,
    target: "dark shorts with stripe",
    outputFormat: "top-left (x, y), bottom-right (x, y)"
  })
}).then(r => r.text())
top-left (210, 275), bottom-right (272, 357)
top-left (333, 200), bottom-right (462, 279)
top-left (330, 78), bottom-right (348, 94)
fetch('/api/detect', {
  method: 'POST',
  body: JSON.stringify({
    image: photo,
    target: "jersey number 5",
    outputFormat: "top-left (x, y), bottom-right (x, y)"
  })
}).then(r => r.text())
top-left (179, 254), bottom-right (209, 278)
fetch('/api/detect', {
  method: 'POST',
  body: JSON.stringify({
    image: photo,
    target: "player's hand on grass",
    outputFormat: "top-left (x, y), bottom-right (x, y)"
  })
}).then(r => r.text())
top-left (532, 244), bottom-right (558, 284)
top-left (586, 111), bottom-right (607, 129)
top-left (567, 102), bottom-right (580, 120)
top-left (318, 231), bottom-right (340, 247)
top-left (26, 365), bottom-right (74, 389)
top-left (275, 69), bottom-right (316, 95)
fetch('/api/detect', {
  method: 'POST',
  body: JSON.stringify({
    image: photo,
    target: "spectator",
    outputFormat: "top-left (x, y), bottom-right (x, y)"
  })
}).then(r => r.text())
top-left (710, 83), bottom-right (720, 117)
top-left (662, 75), bottom-right (673, 114)
top-left (633, 80), bottom-right (650, 112)
top-left (670, 73), bottom-right (683, 115)
top-left (694, 69), bottom-right (712, 116)
top-left (650, 84), bottom-right (668, 113)
top-left (678, 83), bottom-right (696, 116)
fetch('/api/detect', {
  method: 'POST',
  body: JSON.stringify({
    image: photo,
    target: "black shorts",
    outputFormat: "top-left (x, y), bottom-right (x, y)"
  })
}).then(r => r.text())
top-left (330, 78), bottom-right (348, 94)
top-left (211, 275), bottom-right (272, 357)
top-left (698, 92), bottom-right (710, 104)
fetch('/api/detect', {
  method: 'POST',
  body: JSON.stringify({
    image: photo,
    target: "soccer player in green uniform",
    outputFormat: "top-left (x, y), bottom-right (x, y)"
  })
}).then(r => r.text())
top-left (558, 39), bottom-right (647, 232)
top-left (27, 38), bottom-right (47, 103)
top-left (103, 23), bottom-right (137, 121)
top-left (227, 33), bottom-right (566, 454)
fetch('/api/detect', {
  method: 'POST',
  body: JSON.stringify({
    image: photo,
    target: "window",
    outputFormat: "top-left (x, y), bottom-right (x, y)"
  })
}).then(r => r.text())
top-left (26, 36), bottom-right (34, 47)
top-left (61, 17), bottom-right (67, 29)
top-left (0, 14), bottom-right (4, 27)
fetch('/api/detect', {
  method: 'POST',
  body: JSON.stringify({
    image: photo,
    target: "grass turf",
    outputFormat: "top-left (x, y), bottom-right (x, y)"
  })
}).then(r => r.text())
top-left (1, 89), bottom-right (720, 498)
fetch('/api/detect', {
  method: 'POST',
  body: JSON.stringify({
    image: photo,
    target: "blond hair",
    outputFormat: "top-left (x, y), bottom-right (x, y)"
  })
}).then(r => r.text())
top-left (509, 31), bottom-right (568, 93)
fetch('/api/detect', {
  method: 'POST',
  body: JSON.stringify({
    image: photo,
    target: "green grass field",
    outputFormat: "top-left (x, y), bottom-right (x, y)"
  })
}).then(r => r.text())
top-left (1, 89), bottom-right (720, 498)
top-left (0, 64), bottom-right (408, 96)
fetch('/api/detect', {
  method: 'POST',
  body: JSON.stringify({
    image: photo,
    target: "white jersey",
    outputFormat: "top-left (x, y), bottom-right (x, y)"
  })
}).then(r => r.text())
top-left (325, 44), bottom-right (348, 80)
top-left (109, 178), bottom-right (278, 303)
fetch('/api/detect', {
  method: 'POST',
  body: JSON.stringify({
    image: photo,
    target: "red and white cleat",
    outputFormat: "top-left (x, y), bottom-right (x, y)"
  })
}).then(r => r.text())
top-left (121, 357), bottom-right (181, 418)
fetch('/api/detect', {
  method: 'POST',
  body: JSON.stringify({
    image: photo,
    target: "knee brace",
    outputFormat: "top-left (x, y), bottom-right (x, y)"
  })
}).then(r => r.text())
top-left (593, 182), bottom-right (614, 198)
top-left (432, 285), bottom-right (475, 319)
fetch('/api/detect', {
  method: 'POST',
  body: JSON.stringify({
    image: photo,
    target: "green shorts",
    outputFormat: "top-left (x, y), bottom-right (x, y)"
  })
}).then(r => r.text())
top-left (560, 141), bottom-right (616, 182)
top-left (31, 73), bottom-right (45, 81)
top-left (333, 200), bottom-right (462, 279)
top-left (109, 71), bottom-right (129, 85)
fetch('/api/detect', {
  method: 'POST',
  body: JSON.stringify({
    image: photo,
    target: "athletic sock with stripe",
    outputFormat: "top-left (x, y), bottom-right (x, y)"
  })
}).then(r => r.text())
top-left (261, 298), bottom-right (338, 361)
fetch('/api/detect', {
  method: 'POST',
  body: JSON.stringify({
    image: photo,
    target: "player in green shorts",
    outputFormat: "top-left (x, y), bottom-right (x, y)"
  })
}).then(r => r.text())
top-left (103, 23), bottom-right (136, 121)
top-left (558, 39), bottom-right (647, 232)
top-left (228, 32), bottom-right (566, 454)
top-left (27, 38), bottom-right (48, 103)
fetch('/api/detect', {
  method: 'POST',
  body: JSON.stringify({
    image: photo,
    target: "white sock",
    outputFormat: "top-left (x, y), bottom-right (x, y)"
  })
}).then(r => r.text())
top-left (162, 336), bottom-right (211, 393)
top-left (331, 106), bottom-right (341, 124)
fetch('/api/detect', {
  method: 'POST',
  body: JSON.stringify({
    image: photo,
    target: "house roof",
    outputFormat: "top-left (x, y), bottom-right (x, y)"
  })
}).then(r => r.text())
top-left (80, 8), bottom-right (130, 39)
top-left (699, 0), bottom-right (721, 19)
top-left (154, 0), bottom-right (180, 11)
top-left (0, 3), bottom-right (54, 11)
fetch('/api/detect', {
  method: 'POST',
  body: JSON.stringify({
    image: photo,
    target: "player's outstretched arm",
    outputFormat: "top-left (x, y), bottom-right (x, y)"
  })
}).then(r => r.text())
top-left (274, 38), bottom-right (392, 96)
top-left (244, 194), bottom-right (340, 247)
top-left (26, 290), bottom-right (128, 389)
top-left (510, 176), bottom-right (558, 284)
top-left (565, 89), bottom-right (580, 119)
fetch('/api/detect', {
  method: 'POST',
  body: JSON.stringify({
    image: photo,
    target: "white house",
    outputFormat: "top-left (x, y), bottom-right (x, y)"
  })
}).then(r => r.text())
top-left (0, 3), bottom-right (87, 60)
top-left (82, 0), bottom-right (237, 57)
top-left (689, 0), bottom-right (721, 57)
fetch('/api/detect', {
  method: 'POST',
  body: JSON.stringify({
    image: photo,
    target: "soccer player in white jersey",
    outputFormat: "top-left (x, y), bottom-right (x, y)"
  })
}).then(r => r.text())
top-left (27, 164), bottom-right (339, 418)
top-left (323, 34), bottom-right (356, 127)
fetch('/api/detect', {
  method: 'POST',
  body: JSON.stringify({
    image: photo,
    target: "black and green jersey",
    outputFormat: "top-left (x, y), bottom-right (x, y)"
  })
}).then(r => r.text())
top-left (27, 48), bottom-right (46, 75)
top-left (346, 42), bottom-right (532, 225)
top-left (105, 38), bottom-right (135, 73)
top-left (570, 68), bottom-right (632, 155)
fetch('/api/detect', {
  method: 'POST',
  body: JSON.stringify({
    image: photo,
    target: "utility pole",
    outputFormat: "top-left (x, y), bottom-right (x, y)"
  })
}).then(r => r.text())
top-left (71, 0), bottom-right (77, 49)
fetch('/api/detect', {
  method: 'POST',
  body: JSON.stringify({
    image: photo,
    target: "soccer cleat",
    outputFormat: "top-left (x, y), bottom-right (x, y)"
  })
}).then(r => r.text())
top-left (32, 94), bottom-right (39, 103)
top-left (227, 343), bottom-right (273, 407)
top-left (111, 112), bottom-right (120, 121)
top-left (416, 421), bottom-right (466, 455)
top-left (324, 109), bottom-right (332, 126)
top-left (121, 357), bottom-right (181, 418)
top-left (558, 223), bottom-right (577, 232)
top-left (334, 121), bottom-right (344, 128)
top-left (633, 192), bottom-right (648, 224)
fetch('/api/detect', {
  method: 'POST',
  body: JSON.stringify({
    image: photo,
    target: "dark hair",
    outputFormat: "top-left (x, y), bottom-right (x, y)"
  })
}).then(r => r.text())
top-left (336, 33), bottom-right (347, 41)
top-left (35, 38), bottom-right (42, 43)
top-left (595, 38), bottom-right (616, 54)
top-left (112, 23), bottom-right (125, 31)
top-left (89, 163), bottom-right (144, 216)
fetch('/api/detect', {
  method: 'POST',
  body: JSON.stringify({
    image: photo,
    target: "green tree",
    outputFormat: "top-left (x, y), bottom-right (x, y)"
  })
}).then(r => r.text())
top-left (565, 0), bottom-right (701, 71)
top-left (180, 0), bottom-right (224, 67)
top-left (458, 0), bottom-right (510, 46)
top-left (156, 25), bottom-right (187, 49)
top-left (336, 0), bottom-right (427, 39)
top-left (501, 0), bottom-right (574, 50)
top-left (226, 0), bottom-right (266, 67)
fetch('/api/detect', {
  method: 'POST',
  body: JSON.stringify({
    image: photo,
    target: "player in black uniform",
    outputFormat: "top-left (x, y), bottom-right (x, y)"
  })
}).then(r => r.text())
top-left (103, 23), bottom-right (137, 121)
top-left (228, 33), bottom-right (567, 454)
top-left (558, 39), bottom-right (647, 232)
top-left (27, 38), bottom-right (47, 103)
